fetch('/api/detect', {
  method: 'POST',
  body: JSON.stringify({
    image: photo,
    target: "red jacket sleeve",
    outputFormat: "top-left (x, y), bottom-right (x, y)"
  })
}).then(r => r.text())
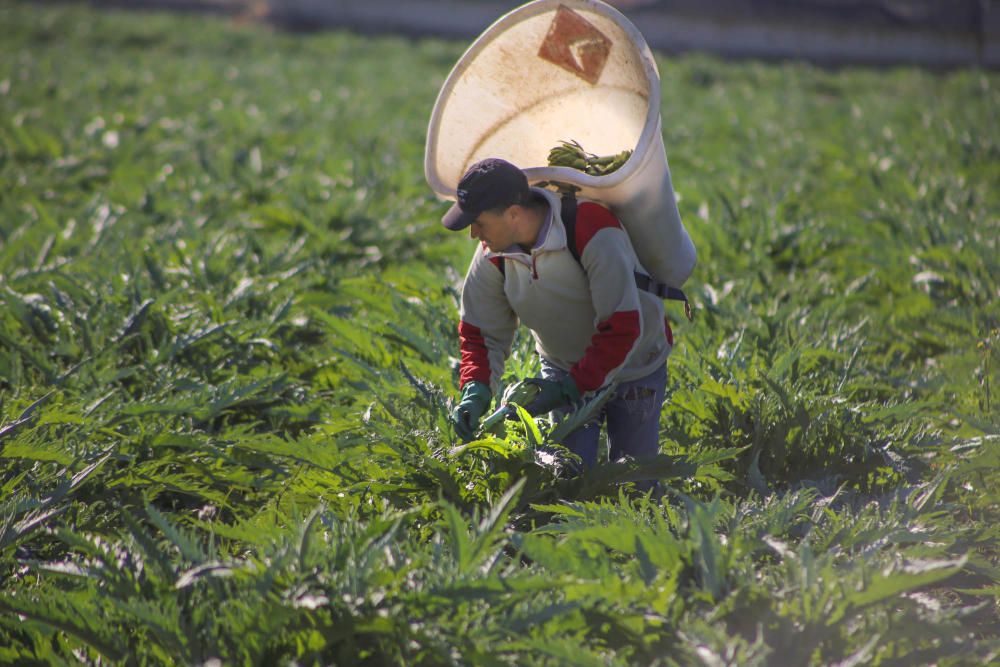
top-left (568, 204), bottom-right (644, 393)
top-left (458, 243), bottom-right (518, 392)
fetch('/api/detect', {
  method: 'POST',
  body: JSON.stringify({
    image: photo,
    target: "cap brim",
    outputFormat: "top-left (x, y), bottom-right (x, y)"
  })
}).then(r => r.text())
top-left (441, 202), bottom-right (476, 231)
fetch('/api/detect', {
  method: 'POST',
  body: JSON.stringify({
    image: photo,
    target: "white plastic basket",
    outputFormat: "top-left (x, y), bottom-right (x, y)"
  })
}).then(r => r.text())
top-left (425, 0), bottom-right (695, 288)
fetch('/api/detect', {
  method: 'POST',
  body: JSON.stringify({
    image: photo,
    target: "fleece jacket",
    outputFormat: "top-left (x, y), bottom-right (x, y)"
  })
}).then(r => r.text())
top-left (458, 187), bottom-right (673, 397)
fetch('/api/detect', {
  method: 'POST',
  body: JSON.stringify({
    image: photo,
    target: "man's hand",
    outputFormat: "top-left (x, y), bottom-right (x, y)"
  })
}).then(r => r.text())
top-left (450, 381), bottom-right (492, 441)
top-left (522, 375), bottom-right (581, 416)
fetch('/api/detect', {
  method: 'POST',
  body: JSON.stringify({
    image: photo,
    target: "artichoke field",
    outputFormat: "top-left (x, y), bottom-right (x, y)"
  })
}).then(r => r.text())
top-left (1, 3), bottom-right (998, 664)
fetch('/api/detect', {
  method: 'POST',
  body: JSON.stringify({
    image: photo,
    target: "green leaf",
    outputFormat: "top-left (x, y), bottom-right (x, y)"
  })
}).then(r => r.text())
top-left (848, 557), bottom-right (967, 610)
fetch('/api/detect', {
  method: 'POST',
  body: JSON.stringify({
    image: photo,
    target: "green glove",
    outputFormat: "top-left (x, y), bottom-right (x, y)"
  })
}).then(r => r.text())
top-left (451, 381), bottom-right (492, 441)
top-left (522, 375), bottom-right (581, 416)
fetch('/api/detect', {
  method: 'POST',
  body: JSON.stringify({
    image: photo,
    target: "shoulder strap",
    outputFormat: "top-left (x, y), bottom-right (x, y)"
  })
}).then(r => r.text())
top-left (634, 273), bottom-right (694, 320)
top-left (562, 192), bottom-right (693, 321)
top-left (560, 193), bottom-right (580, 264)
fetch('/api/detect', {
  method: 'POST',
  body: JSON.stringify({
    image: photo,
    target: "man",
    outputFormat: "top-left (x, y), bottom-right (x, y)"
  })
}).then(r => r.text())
top-left (443, 157), bottom-right (674, 471)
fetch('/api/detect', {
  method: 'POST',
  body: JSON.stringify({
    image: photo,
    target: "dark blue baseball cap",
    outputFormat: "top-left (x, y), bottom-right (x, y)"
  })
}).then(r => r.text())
top-left (441, 158), bottom-right (531, 231)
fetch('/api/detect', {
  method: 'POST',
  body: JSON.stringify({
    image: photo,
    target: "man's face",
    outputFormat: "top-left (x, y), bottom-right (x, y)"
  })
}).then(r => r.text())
top-left (469, 207), bottom-right (515, 252)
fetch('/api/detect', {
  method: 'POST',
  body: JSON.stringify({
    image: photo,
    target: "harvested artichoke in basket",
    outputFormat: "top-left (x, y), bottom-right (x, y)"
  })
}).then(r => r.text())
top-left (547, 139), bottom-right (632, 176)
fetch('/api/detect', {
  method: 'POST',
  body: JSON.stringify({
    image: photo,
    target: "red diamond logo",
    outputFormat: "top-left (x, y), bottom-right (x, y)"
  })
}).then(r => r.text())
top-left (538, 6), bottom-right (612, 85)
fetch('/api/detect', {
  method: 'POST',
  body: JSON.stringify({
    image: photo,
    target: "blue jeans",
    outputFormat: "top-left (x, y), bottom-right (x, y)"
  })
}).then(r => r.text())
top-left (540, 359), bottom-right (667, 472)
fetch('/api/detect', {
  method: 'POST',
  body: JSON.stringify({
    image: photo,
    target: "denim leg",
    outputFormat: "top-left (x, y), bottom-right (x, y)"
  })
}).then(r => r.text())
top-left (539, 360), bottom-right (601, 471)
top-left (605, 364), bottom-right (667, 463)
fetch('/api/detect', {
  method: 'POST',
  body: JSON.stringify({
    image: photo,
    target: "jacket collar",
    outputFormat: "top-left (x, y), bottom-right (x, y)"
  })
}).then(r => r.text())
top-left (485, 187), bottom-right (567, 261)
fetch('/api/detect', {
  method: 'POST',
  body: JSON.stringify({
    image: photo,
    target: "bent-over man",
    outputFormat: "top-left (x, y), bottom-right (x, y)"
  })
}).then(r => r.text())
top-left (443, 158), bottom-right (676, 471)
